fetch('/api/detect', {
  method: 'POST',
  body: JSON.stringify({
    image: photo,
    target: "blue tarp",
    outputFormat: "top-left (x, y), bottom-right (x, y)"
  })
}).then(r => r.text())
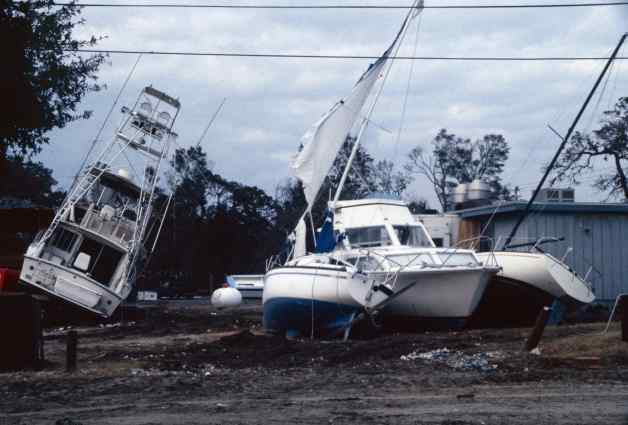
top-left (315, 210), bottom-right (336, 253)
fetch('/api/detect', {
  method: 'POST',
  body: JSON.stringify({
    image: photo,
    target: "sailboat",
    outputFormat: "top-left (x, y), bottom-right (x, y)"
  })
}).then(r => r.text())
top-left (20, 86), bottom-right (180, 317)
top-left (262, 1), bottom-right (500, 337)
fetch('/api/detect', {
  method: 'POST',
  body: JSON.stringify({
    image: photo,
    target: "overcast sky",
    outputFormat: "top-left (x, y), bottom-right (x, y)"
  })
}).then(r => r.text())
top-left (39, 0), bottom-right (628, 209)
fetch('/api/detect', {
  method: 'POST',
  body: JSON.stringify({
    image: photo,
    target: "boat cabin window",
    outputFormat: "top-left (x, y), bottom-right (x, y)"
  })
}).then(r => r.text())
top-left (386, 254), bottom-right (434, 268)
top-left (50, 228), bottom-right (78, 252)
top-left (345, 256), bottom-right (382, 271)
top-left (392, 225), bottom-right (433, 248)
top-left (73, 237), bottom-right (124, 286)
top-left (345, 226), bottom-right (392, 248)
top-left (437, 253), bottom-right (478, 267)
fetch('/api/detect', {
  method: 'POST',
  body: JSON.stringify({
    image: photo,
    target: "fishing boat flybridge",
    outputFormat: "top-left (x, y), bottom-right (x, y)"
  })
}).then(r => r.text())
top-left (262, 0), bottom-right (500, 337)
top-left (20, 86), bottom-right (180, 317)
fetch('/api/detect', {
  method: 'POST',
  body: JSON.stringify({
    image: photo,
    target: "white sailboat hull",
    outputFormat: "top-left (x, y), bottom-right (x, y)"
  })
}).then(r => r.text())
top-left (476, 251), bottom-right (595, 304)
top-left (262, 265), bottom-right (365, 336)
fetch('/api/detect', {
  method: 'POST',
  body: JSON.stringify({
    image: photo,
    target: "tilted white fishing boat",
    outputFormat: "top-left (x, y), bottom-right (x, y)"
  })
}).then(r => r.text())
top-left (20, 86), bottom-right (180, 317)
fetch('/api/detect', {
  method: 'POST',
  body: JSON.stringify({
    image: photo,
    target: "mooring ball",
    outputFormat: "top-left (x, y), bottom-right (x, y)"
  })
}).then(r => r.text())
top-left (211, 287), bottom-right (242, 308)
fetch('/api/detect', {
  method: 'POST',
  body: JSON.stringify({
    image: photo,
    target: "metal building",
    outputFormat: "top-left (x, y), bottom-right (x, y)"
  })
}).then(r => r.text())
top-left (455, 201), bottom-right (628, 303)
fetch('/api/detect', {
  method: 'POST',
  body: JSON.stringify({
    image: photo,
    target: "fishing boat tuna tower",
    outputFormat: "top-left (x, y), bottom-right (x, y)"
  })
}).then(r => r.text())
top-left (20, 86), bottom-right (180, 317)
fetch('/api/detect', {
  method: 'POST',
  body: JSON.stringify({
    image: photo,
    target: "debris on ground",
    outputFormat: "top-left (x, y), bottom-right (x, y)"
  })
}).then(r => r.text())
top-left (400, 347), bottom-right (503, 372)
top-left (2, 302), bottom-right (628, 425)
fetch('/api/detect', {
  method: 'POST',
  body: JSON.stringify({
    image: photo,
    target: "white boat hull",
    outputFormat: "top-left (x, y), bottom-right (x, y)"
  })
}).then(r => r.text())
top-left (362, 267), bottom-right (497, 326)
top-left (263, 261), bottom-right (498, 334)
top-left (228, 274), bottom-right (265, 300)
top-left (262, 265), bottom-right (365, 336)
top-left (476, 252), bottom-right (595, 304)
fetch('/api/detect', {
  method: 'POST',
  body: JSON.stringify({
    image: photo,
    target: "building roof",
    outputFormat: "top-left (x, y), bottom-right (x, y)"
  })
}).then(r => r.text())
top-left (453, 201), bottom-right (628, 219)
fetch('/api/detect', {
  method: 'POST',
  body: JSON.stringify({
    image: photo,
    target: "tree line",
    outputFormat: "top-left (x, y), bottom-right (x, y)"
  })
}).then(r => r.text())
top-left (3, 1), bottom-right (628, 293)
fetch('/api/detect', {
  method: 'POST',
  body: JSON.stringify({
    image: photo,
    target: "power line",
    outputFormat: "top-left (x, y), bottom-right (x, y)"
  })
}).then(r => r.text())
top-left (66, 48), bottom-right (628, 61)
top-left (49, 1), bottom-right (628, 9)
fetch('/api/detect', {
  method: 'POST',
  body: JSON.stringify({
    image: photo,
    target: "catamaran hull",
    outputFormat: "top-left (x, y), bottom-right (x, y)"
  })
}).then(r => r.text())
top-left (262, 267), bottom-right (363, 337)
top-left (364, 267), bottom-right (497, 329)
top-left (20, 255), bottom-right (124, 317)
top-left (470, 251), bottom-right (595, 327)
top-left (476, 252), bottom-right (594, 303)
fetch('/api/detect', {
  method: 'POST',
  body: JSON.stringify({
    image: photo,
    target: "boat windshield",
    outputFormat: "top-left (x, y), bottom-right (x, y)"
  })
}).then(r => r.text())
top-left (437, 252), bottom-right (478, 267)
top-left (392, 225), bottom-right (433, 247)
top-left (345, 226), bottom-right (392, 248)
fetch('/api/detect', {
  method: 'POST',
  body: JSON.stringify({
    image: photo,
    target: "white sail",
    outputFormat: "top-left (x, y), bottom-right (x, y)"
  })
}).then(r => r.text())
top-left (291, 2), bottom-right (420, 208)
top-left (292, 61), bottom-right (386, 207)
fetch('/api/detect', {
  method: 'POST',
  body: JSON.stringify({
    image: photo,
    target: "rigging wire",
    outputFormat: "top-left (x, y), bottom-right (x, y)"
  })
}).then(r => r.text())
top-left (582, 58), bottom-right (616, 134)
top-left (195, 97), bottom-right (227, 147)
top-left (48, 1), bottom-right (628, 9)
top-left (392, 10), bottom-right (422, 164)
top-left (65, 48), bottom-right (628, 61)
top-left (73, 53), bottom-right (143, 185)
top-left (605, 43), bottom-right (626, 111)
top-left (503, 42), bottom-right (621, 197)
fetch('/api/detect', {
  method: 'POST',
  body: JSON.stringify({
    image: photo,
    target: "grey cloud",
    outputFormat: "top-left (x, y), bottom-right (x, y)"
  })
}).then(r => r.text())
top-left (39, 2), bottom-right (628, 208)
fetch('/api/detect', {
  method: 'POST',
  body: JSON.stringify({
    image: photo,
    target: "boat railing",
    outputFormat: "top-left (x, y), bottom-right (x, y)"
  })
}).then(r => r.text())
top-left (440, 236), bottom-right (499, 269)
top-left (81, 209), bottom-right (134, 246)
top-left (497, 235), bottom-right (565, 252)
top-left (265, 254), bottom-right (281, 272)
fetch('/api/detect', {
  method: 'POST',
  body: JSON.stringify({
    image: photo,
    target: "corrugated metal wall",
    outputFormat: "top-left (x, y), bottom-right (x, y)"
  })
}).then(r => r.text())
top-left (490, 213), bottom-right (628, 301)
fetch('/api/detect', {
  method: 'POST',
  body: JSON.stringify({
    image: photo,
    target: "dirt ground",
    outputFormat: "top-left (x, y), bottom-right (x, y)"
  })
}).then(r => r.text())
top-left (1, 300), bottom-right (627, 425)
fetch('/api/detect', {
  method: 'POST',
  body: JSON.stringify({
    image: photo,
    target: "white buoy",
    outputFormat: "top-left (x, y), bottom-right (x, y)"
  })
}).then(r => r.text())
top-left (211, 286), bottom-right (242, 308)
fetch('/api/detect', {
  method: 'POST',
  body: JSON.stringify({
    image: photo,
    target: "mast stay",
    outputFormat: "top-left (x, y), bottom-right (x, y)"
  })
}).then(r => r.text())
top-left (503, 33), bottom-right (627, 249)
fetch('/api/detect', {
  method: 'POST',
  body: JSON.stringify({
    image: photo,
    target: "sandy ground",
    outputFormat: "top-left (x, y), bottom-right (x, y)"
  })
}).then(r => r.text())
top-left (1, 300), bottom-right (628, 425)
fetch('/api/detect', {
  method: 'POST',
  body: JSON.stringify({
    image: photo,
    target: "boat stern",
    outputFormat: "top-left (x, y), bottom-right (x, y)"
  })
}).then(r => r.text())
top-left (20, 255), bottom-right (123, 317)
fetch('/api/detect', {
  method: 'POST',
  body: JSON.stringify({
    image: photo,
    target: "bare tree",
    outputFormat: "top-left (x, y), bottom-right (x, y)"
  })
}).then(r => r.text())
top-left (551, 97), bottom-right (628, 201)
top-left (405, 129), bottom-right (511, 211)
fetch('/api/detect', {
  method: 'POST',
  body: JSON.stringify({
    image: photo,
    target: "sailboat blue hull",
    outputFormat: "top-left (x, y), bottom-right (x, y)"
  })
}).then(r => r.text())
top-left (263, 297), bottom-right (360, 337)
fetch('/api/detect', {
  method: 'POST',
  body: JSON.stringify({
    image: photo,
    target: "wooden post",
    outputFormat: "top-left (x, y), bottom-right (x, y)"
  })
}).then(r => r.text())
top-left (525, 306), bottom-right (551, 352)
top-left (621, 296), bottom-right (628, 343)
top-left (66, 330), bottom-right (78, 372)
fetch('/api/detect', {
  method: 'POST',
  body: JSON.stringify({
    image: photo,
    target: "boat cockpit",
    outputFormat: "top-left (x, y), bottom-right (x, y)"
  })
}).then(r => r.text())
top-left (32, 169), bottom-right (142, 290)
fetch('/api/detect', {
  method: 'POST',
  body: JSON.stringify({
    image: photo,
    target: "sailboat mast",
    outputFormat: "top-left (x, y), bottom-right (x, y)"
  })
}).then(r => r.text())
top-left (332, 1), bottom-right (423, 206)
top-left (503, 32), bottom-right (627, 249)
